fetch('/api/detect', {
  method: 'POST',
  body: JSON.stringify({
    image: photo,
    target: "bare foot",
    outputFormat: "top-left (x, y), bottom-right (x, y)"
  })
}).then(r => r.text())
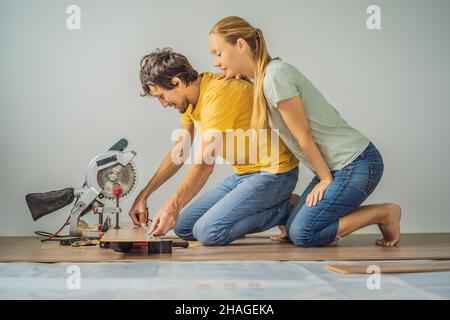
top-left (270, 194), bottom-right (300, 242)
top-left (376, 203), bottom-right (401, 247)
top-left (271, 225), bottom-right (288, 241)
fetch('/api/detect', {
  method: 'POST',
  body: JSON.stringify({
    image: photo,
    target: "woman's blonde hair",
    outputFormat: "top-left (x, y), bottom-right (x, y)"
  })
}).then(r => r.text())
top-left (210, 16), bottom-right (272, 129)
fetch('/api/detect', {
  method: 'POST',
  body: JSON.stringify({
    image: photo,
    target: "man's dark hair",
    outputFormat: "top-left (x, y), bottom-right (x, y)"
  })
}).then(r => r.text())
top-left (139, 48), bottom-right (199, 96)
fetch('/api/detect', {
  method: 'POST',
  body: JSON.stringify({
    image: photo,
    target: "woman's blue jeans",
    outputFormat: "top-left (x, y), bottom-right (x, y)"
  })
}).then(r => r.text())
top-left (287, 142), bottom-right (384, 247)
top-left (174, 167), bottom-right (299, 246)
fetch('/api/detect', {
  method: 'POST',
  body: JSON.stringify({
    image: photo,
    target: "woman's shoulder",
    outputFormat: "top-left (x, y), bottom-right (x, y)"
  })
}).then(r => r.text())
top-left (263, 58), bottom-right (303, 106)
top-left (264, 58), bottom-right (301, 84)
top-left (266, 58), bottom-right (298, 74)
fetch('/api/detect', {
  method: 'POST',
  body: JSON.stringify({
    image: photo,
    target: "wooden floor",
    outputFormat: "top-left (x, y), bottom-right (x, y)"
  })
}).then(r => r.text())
top-left (325, 262), bottom-right (450, 274)
top-left (1, 233), bottom-right (450, 263)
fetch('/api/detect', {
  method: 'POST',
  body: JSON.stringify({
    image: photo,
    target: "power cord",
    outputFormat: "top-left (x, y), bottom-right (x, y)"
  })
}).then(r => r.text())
top-left (35, 197), bottom-right (81, 244)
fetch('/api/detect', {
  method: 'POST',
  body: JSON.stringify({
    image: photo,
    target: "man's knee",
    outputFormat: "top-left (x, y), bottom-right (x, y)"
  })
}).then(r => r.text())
top-left (174, 223), bottom-right (195, 241)
top-left (192, 221), bottom-right (230, 246)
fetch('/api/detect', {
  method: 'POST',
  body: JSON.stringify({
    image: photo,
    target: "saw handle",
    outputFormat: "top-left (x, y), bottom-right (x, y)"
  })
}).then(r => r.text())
top-left (109, 138), bottom-right (128, 151)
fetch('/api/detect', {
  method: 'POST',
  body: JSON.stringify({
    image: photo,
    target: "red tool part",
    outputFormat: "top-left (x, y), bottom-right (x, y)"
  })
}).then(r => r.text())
top-left (113, 187), bottom-right (122, 197)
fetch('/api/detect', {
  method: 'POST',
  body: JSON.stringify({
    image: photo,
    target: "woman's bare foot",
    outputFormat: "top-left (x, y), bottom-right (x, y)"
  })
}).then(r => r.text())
top-left (270, 194), bottom-right (300, 242)
top-left (376, 203), bottom-right (402, 247)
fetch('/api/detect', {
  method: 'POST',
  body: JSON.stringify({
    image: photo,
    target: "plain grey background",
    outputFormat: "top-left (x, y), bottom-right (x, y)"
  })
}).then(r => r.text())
top-left (1, 0), bottom-right (449, 235)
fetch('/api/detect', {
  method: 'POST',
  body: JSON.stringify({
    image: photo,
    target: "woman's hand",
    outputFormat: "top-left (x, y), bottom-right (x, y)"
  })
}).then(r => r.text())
top-left (213, 72), bottom-right (247, 81)
top-left (306, 178), bottom-right (333, 207)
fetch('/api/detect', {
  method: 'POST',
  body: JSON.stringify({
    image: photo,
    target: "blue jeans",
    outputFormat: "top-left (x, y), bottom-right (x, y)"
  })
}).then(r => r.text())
top-left (287, 142), bottom-right (384, 247)
top-left (174, 167), bottom-right (299, 246)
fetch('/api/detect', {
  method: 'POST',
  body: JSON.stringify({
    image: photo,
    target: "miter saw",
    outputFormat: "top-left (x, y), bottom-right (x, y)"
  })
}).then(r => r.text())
top-left (25, 138), bottom-right (137, 239)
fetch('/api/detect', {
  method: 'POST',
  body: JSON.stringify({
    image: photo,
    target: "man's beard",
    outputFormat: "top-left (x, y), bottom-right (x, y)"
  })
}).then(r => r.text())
top-left (178, 96), bottom-right (190, 113)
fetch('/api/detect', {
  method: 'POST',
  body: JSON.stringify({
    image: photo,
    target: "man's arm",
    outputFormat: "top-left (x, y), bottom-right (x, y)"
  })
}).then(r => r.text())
top-left (128, 123), bottom-right (195, 225)
top-left (148, 130), bottom-right (222, 236)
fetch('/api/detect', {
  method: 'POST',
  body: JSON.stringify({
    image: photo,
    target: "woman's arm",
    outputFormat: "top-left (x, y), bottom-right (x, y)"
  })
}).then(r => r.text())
top-left (277, 96), bottom-right (333, 206)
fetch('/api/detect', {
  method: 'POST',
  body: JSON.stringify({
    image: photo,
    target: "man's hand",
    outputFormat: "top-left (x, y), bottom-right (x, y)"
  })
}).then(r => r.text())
top-left (148, 201), bottom-right (180, 236)
top-left (128, 195), bottom-right (149, 226)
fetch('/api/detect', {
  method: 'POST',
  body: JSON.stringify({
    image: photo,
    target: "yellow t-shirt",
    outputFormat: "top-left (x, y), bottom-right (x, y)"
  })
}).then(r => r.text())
top-left (181, 72), bottom-right (298, 175)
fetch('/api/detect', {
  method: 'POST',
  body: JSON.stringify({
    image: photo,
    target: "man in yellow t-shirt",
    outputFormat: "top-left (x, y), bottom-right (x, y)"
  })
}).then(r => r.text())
top-left (129, 48), bottom-right (299, 245)
top-left (180, 71), bottom-right (298, 175)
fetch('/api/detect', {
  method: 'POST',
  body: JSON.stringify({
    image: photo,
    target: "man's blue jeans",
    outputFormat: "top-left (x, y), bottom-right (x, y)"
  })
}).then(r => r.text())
top-left (174, 167), bottom-right (299, 245)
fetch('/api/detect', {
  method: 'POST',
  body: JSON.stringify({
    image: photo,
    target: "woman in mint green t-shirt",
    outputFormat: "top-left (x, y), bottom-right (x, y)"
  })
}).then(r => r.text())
top-left (208, 16), bottom-right (401, 247)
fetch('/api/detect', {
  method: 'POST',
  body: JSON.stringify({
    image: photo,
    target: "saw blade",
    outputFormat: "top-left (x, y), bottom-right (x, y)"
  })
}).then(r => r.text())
top-left (97, 161), bottom-right (137, 200)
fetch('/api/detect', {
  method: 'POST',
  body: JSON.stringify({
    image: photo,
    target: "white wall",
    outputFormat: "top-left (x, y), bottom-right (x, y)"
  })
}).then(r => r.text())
top-left (1, 0), bottom-right (449, 235)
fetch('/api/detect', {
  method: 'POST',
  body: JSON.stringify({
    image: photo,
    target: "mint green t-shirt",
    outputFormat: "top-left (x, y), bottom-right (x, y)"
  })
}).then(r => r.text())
top-left (263, 58), bottom-right (370, 172)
